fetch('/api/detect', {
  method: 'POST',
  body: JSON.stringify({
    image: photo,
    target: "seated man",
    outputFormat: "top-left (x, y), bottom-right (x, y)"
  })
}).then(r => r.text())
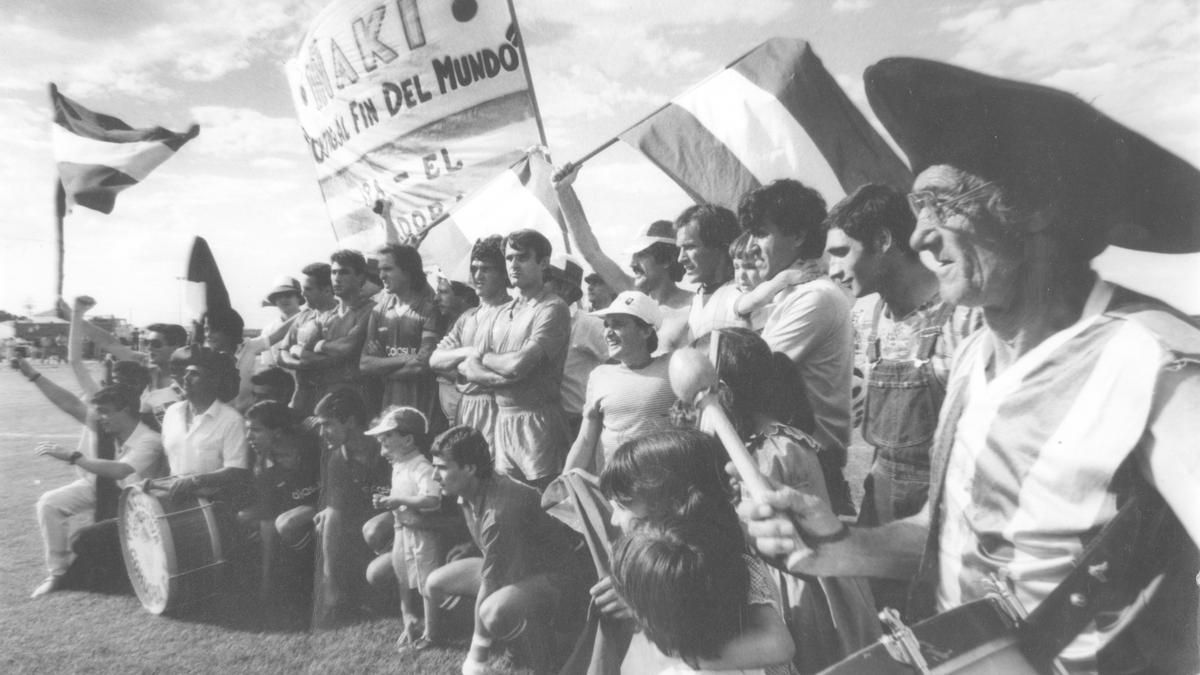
top-left (424, 426), bottom-right (591, 675)
top-left (31, 384), bottom-right (168, 597)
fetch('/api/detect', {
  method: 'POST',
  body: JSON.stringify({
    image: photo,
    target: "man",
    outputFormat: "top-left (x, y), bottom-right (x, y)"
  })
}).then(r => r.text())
top-left (278, 262), bottom-right (339, 415)
top-left (424, 426), bottom-right (589, 674)
top-left (742, 59), bottom-right (1200, 673)
top-left (584, 273), bottom-right (615, 311)
top-left (149, 347), bottom-right (251, 510)
top-left (545, 254), bottom-right (608, 441)
top-left (738, 180), bottom-right (857, 515)
top-left (360, 243), bottom-right (441, 422)
top-left (248, 367), bottom-right (296, 406)
top-left (231, 276), bottom-right (305, 412)
top-left (203, 307), bottom-right (244, 356)
top-left (30, 384), bottom-right (168, 597)
top-left (674, 204), bottom-right (743, 351)
top-left (554, 164), bottom-right (693, 318)
top-left (279, 252), bottom-right (374, 413)
top-left (430, 236), bottom-right (510, 450)
top-left (825, 184), bottom-right (979, 526)
top-left (459, 229), bottom-right (571, 490)
top-left (431, 274), bottom-right (478, 431)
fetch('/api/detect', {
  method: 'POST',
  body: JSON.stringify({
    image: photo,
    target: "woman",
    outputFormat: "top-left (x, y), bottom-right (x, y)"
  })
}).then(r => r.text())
top-left (713, 328), bottom-right (878, 673)
top-left (563, 290), bottom-right (677, 475)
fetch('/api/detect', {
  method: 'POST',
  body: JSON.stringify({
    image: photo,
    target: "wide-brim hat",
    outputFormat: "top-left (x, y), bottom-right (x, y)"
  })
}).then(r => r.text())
top-left (865, 58), bottom-right (1200, 311)
top-left (591, 290), bottom-right (662, 329)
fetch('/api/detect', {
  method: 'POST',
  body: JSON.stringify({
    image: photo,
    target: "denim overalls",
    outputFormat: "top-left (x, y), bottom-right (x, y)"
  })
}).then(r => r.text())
top-left (858, 300), bottom-right (953, 527)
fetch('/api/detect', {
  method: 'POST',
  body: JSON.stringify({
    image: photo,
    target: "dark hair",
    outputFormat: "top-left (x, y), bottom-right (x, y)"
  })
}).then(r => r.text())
top-left (612, 517), bottom-right (749, 668)
top-left (314, 387), bottom-right (368, 428)
top-left (825, 183), bottom-right (917, 256)
top-left (250, 366), bottom-right (296, 402)
top-left (636, 241), bottom-right (685, 283)
top-left (111, 360), bottom-right (150, 390)
top-left (673, 204), bottom-right (740, 252)
top-left (204, 307), bottom-right (244, 344)
top-left (503, 228), bottom-right (553, 262)
top-left (600, 429), bottom-right (739, 539)
top-left (469, 235), bottom-right (510, 288)
top-left (584, 273), bottom-right (606, 286)
top-left (171, 346), bottom-right (239, 402)
top-left (377, 243), bottom-right (429, 292)
top-left (738, 179), bottom-right (828, 259)
top-left (301, 262), bottom-right (333, 289)
top-left (430, 424), bottom-right (493, 480)
top-left (245, 400), bottom-right (296, 433)
top-left (728, 230), bottom-right (757, 261)
top-left (330, 249), bottom-right (368, 275)
top-left (90, 384), bottom-right (141, 416)
top-left (715, 327), bottom-right (813, 435)
top-left (145, 323), bottom-right (187, 347)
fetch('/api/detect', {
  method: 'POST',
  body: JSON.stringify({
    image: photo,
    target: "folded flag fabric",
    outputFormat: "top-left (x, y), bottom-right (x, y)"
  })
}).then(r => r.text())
top-left (619, 38), bottom-right (912, 209)
top-left (418, 150), bottom-right (570, 282)
top-left (50, 83), bottom-right (199, 214)
top-left (185, 236), bottom-right (232, 324)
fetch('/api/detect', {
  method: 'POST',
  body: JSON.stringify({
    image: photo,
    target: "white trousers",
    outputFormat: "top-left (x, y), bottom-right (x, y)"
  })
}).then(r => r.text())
top-left (35, 479), bottom-right (95, 575)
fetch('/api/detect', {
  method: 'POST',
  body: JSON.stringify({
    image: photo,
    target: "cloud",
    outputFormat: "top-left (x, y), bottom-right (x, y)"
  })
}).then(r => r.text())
top-left (939, 0), bottom-right (1200, 163)
top-left (187, 106), bottom-right (307, 159)
top-left (832, 0), bottom-right (875, 13)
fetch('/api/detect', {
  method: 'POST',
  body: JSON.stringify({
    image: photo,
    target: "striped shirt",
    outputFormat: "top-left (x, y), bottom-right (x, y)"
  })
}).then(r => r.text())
top-left (583, 354), bottom-right (677, 467)
top-left (935, 305), bottom-right (1194, 663)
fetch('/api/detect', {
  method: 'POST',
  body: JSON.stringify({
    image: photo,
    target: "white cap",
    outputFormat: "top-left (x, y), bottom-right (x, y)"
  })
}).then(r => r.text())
top-left (590, 290), bottom-right (662, 329)
top-left (621, 220), bottom-right (677, 258)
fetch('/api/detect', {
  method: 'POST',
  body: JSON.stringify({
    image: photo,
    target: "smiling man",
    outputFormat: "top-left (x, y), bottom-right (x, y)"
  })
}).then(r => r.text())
top-left (458, 229), bottom-right (571, 491)
top-left (31, 384), bottom-right (168, 597)
top-left (824, 183), bottom-right (979, 527)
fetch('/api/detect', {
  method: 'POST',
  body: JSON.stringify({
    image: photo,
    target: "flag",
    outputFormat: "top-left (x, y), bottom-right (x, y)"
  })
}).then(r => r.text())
top-left (185, 236), bottom-right (232, 325)
top-left (50, 83), bottom-right (199, 214)
top-left (619, 39), bottom-right (912, 209)
top-left (418, 150), bottom-right (569, 281)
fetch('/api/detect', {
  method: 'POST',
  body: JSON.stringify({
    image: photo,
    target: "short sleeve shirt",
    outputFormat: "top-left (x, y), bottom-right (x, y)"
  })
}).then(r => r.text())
top-left (561, 311), bottom-right (609, 416)
top-left (583, 354), bottom-right (676, 463)
top-left (489, 289), bottom-right (571, 409)
top-left (161, 400), bottom-right (250, 476)
top-left (462, 474), bottom-right (577, 587)
top-left (687, 281), bottom-right (744, 347)
top-left (436, 303), bottom-right (507, 397)
top-left (365, 289), bottom-right (442, 414)
top-left (116, 422), bottom-right (169, 488)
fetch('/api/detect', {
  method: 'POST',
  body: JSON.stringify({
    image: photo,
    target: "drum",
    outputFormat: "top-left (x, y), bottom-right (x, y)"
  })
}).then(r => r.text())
top-left (118, 485), bottom-right (228, 615)
top-left (819, 598), bottom-right (1044, 674)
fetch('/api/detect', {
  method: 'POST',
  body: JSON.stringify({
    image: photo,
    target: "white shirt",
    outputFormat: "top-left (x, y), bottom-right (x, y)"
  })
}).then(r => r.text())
top-left (161, 399), bottom-right (249, 476)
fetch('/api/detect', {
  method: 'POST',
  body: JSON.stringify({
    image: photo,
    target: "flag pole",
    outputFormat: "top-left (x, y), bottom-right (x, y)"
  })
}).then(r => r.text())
top-left (55, 180), bottom-right (66, 306)
top-left (506, 0), bottom-right (549, 149)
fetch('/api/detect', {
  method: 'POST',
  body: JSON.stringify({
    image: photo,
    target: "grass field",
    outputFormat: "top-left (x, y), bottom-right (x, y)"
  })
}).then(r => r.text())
top-left (0, 362), bottom-right (870, 674)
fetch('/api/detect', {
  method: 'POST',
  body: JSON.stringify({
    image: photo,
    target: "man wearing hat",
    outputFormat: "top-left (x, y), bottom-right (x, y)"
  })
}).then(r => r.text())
top-left (741, 59), bottom-right (1200, 673)
top-left (232, 275), bottom-right (305, 413)
top-left (545, 253), bottom-right (609, 441)
top-left (584, 272), bottom-right (616, 311)
top-left (553, 165), bottom-right (694, 343)
top-left (277, 262), bottom-right (339, 415)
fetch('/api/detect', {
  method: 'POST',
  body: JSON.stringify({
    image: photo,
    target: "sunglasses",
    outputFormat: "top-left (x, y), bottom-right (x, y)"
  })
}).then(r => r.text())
top-left (907, 181), bottom-right (996, 221)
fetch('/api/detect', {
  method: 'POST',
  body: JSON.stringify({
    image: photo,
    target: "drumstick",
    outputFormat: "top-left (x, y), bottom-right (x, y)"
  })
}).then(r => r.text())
top-left (669, 348), bottom-right (812, 557)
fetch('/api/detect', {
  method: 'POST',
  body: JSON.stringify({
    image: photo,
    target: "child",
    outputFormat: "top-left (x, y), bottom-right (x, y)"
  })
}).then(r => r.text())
top-left (365, 406), bottom-right (441, 650)
top-left (598, 429), bottom-right (796, 674)
top-left (729, 232), bottom-right (827, 332)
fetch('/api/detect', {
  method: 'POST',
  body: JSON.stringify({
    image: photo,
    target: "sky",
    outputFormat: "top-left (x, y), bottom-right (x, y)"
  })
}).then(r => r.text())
top-left (1, 0), bottom-right (1196, 329)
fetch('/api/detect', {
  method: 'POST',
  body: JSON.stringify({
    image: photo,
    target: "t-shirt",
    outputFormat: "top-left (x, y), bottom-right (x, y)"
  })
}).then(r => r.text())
top-left (364, 288), bottom-right (442, 417)
top-left (322, 442), bottom-right (390, 515)
top-left (436, 302), bottom-right (507, 397)
top-left (760, 273), bottom-right (853, 464)
top-left (161, 399), bottom-right (250, 476)
top-left (561, 311), bottom-right (608, 416)
top-left (488, 288), bottom-right (570, 409)
top-left (140, 382), bottom-right (183, 429)
top-left (583, 354), bottom-right (676, 465)
top-left (687, 281), bottom-right (744, 348)
top-left (389, 453), bottom-right (440, 516)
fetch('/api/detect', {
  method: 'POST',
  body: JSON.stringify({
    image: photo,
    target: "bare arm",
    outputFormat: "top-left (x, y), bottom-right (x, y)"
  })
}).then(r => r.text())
top-left (553, 164), bottom-right (634, 293)
top-left (563, 413), bottom-right (602, 472)
top-left (459, 354), bottom-right (513, 387)
top-left (733, 267), bottom-right (808, 316)
top-left (16, 359), bottom-right (88, 424)
top-left (36, 442), bottom-right (135, 480)
top-left (57, 299), bottom-right (141, 362)
top-left (68, 296), bottom-right (102, 397)
top-left (479, 342), bottom-right (546, 380)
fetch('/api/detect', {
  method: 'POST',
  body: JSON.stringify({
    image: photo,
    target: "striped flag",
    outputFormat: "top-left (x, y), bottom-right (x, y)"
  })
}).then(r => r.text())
top-left (418, 150), bottom-right (570, 281)
top-left (50, 83), bottom-right (199, 214)
top-left (619, 39), bottom-right (911, 208)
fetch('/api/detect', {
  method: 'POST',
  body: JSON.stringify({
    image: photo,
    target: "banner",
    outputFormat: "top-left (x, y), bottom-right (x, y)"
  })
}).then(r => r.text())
top-left (286, 0), bottom-right (544, 252)
top-left (619, 39), bottom-right (912, 209)
top-left (419, 150), bottom-right (568, 282)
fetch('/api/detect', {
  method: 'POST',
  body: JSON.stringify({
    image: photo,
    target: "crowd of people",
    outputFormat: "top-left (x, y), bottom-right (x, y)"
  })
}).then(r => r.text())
top-left (15, 57), bottom-right (1200, 675)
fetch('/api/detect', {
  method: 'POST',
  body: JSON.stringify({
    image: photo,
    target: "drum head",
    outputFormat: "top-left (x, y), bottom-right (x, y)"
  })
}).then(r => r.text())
top-left (119, 486), bottom-right (175, 614)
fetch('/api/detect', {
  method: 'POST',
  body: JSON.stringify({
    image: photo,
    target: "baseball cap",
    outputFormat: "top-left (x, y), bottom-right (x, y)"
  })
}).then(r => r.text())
top-left (622, 220), bottom-right (677, 258)
top-left (262, 275), bottom-right (304, 307)
top-left (591, 290), bottom-right (662, 329)
top-left (364, 406), bottom-right (429, 437)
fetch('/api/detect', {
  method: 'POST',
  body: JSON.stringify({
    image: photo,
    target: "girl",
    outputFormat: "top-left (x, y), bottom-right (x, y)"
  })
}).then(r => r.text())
top-left (598, 429), bottom-right (796, 675)
top-left (365, 406), bottom-right (441, 650)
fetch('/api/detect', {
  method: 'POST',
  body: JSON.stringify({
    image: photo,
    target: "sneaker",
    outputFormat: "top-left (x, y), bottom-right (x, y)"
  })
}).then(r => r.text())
top-left (30, 575), bottom-right (65, 598)
top-left (396, 635), bottom-right (435, 654)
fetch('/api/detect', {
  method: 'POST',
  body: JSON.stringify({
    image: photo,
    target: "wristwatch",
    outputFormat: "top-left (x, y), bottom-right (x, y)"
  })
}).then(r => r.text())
top-left (67, 451), bottom-right (84, 465)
